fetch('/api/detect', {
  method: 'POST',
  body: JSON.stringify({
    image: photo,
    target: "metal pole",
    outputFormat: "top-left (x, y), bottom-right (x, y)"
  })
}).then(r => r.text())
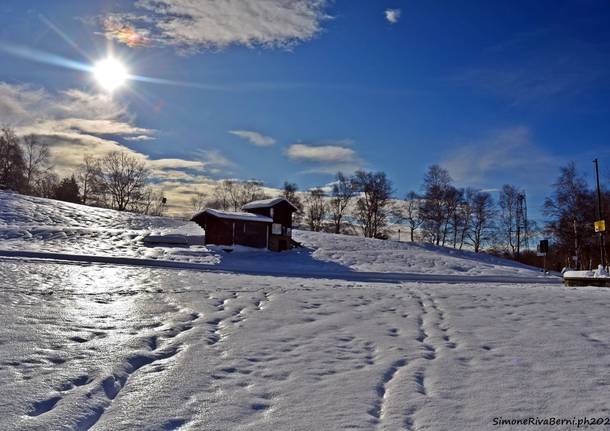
top-left (573, 217), bottom-right (579, 270)
top-left (543, 254), bottom-right (546, 274)
top-left (594, 159), bottom-right (606, 268)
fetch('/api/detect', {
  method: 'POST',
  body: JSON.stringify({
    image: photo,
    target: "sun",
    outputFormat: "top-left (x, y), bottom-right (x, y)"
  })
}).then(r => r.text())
top-left (93, 57), bottom-right (129, 92)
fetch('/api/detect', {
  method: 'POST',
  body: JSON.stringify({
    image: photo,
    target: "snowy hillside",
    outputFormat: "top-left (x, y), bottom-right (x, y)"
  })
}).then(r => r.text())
top-left (0, 191), bottom-right (549, 281)
top-left (295, 230), bottom-right (544, 278)
top-left (3, 191), bottom-right (610, 431)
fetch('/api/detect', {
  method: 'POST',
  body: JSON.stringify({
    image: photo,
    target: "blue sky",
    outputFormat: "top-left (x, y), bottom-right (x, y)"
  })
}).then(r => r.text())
top-left (1, 0), bottom-right (610, 215)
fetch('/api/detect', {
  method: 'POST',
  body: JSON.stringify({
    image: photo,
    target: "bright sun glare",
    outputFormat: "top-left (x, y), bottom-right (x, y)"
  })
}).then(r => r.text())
top-left (93, 57), bottom-right (128, 92)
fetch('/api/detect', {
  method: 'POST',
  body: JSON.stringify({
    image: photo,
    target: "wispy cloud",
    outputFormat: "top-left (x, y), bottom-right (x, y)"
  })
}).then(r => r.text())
top-left (195, 149), bottom-right (237, 174)
top-left (286, 143), bottom-right (356, 163)
top-left (285, 140), bottom-right (364, 175)
top-left (100, 0), bottom-right (332, 52)
top-left (441, 126), bottom-right (560, 191)
top-left (229, 130), bottom-right (276, 147)
top-left (385, 9), bottom-right (401, 24)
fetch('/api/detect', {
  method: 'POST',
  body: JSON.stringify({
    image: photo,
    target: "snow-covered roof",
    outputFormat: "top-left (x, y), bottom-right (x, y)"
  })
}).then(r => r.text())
top-left (242, 197), bottom-right (298, 211)
top-left (195, 208), bottom-right (273, 223)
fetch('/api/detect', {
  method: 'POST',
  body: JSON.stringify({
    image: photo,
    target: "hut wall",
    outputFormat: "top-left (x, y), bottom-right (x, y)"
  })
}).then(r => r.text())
top-left (203, 217), bottom-right (234, 246)
top-left (234, 221), bottom-right (268, 248)
top-left (270, 201), bottom-right (294, 229)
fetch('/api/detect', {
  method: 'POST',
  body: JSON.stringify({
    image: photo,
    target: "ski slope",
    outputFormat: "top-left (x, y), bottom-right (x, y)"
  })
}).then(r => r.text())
top-left (3, 192), bottom-right (609, 431)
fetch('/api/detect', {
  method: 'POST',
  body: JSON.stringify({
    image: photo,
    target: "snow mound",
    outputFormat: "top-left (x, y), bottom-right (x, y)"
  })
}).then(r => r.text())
top-left (564, 265), bottom-right (610, 279)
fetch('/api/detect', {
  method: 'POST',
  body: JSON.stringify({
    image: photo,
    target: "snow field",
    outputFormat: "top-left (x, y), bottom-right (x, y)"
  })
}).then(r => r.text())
top-left (2, 260), bottom-right (609, 430)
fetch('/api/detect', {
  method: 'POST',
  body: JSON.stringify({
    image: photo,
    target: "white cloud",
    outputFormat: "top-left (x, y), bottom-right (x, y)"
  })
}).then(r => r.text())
top-left (102, 0), bottom-right (331, 51)
top-left (0, 83), bottom-right (153, 139)
top-left (148, 159), bottom-right (206, 171)
top-left (229, 130), bottom-right (276, 147)
top-left (0, 82), bottom-right (157, 175)
top-left (0, 81), bottom-right (242, 215)
top-left (385, 9), bottom-right (401, 24)
top-left (441, 126), bottom-right (559, 191)
top-left (286, 143), bottom-right (356, 163)
top-left (125, 135), bottom-right (155, 141)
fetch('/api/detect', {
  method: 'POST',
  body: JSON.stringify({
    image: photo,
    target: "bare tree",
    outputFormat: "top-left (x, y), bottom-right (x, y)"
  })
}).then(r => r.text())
top-left (97, 151), bottom-right (149, 211)
top-left (133, 187), bottom-right (167, 216)
top-left (442, 186), bottom-right (464, 247)
top-left (466, 190), bottom-right (496, 252)
top-left (190, 191), bottom-right (208, 213)
top-left (304, 188), bottom-right (327, 232)
top-left (280, 182), bottom-right (303, 225)
top-left (281, 182), bottom-right (303, 211)
top-left (209, 179), bottom-right (267, 211)
top-left (499, 184), bottom-right (531, 259)
top-left (452, 190), bottom-right (473, 250)
top-left (403, 191), bottom-right (423, 241)
top-left (353, 170), bottom-right (393, 239)
top-left (76, 154), bottom-right (103, 206)
top-left (329, 172), bottom-right (357, 234)
top-left (34, 171), bottom-right (59, 199)
top-left (208, 181), bottom-right (232, 210)
top-left (21, 135), bottom-right (51, 194)
top-left (543, 163), bottom-right (595, 269)
top-left (419, 165), bottom-right (453, 245)
top-left (0, 127), bottom-right (26, 191)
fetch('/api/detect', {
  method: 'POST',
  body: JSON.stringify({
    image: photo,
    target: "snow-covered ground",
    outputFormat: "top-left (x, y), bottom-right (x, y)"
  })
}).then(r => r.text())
top-left (3, 192), bottom-right (610, 430)
top-left (1, 191), bottom-right (552, 282)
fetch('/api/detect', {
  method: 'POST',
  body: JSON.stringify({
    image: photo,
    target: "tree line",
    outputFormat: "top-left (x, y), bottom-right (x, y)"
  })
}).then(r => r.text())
top-left (0, 127), bottom-right (167, 215)
top-left (543, 162), bottom-right (609, 270)
top-left (197, 163), bottom-right (609, 270)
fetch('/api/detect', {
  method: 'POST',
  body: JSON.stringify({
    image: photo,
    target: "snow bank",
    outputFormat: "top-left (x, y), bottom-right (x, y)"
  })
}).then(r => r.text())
top-left (564, 265), bottom-right (610, 279)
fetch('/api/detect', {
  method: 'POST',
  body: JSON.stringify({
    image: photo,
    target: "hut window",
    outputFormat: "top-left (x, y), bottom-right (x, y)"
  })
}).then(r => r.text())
top-left (272, 223), bottom-right (282, 235)
top-left (243, 224), bottom-right (247, 233)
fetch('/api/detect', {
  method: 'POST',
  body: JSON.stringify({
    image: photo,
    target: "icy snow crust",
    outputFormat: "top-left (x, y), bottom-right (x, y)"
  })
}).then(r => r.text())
top-left (2, 262), bottom-right (610, 430)
top-left (4, 192), bottom-right (607, 430)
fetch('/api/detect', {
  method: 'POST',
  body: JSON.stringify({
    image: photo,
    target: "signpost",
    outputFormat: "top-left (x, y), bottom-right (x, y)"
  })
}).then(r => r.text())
top-left (594, 159), bottom-right (606, 268)
top-left (538, 239), bottom-right (549, 273)
top-left (594, 220), bottom-right (606, 233)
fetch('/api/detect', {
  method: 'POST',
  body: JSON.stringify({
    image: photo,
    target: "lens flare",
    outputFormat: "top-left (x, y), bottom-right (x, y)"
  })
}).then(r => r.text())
top-left (93, 57), bottom-right (129, 92)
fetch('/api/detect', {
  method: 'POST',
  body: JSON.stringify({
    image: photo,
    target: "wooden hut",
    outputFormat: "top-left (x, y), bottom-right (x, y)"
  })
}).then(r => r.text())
top-left (191, 198), bottom-right (298, 251)
top-left (242, 198), bottom-right (298, 251)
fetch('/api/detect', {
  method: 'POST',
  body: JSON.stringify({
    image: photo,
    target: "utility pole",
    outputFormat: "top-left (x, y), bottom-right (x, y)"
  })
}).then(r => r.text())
top-left (593, 159), bottom-right (606, 268)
